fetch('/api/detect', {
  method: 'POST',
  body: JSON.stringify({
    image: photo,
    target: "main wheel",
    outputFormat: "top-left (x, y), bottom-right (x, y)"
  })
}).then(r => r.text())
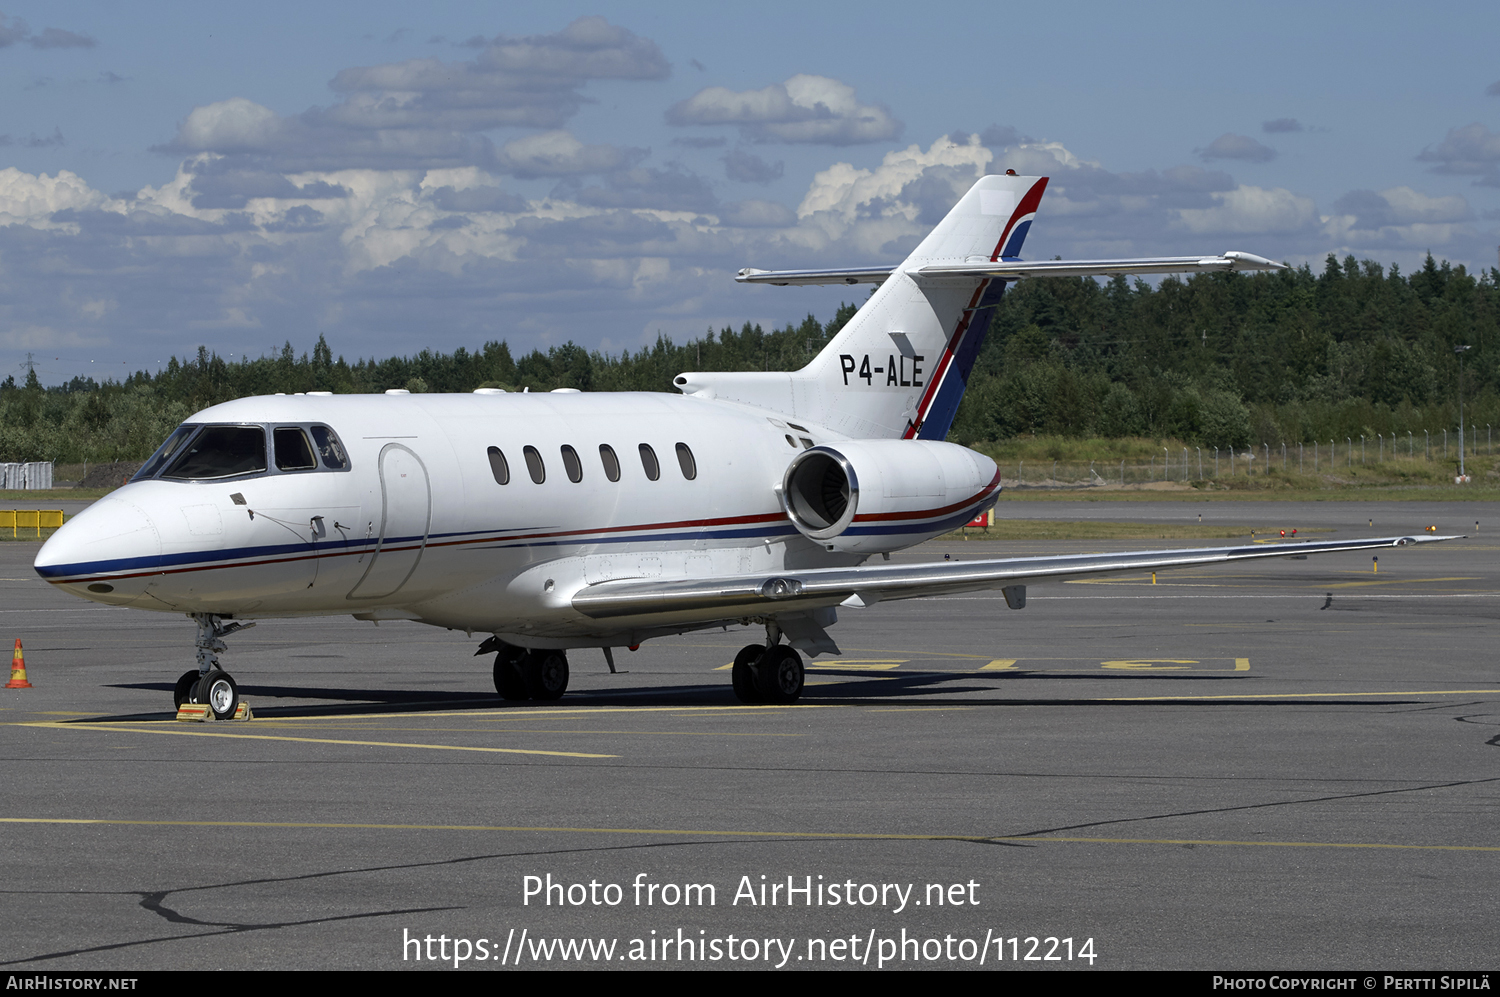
top-left (524, 651), bottom-right (569, 701)
top-left (196, 669), bottom-right (239, 720)
top-left (731, 644), bottom-right (765, 704)
top-left (173, 670), bottom-right (200, 708)
top-left (493, 647), bottom-right (530, 700)
top-left (754, 645), bottom-right (804, 704)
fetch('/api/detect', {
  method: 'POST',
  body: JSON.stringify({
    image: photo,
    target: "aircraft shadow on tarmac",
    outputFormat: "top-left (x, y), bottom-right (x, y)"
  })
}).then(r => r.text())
top-left (83, 667), bottom-right (1400, 722)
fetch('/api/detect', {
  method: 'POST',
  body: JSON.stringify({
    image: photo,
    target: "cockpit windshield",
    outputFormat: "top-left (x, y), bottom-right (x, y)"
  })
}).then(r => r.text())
top-left (131, 424), bottom-right (201, 482)
top-left (161, 426), bottom-right (267, 480)
top-left (132, 422), bottom-right (350, 482)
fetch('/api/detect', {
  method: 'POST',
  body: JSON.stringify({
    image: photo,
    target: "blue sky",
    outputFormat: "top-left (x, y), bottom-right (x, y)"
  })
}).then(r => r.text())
top-left (2, 1), bottom-right (1498, 384)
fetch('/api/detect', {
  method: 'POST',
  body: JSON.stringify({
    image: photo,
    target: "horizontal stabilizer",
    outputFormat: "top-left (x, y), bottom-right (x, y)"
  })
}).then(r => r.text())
top-left (735, 251), bottom-right (1285, 286)
top-left (573, 534), bottom-right (1459, 623)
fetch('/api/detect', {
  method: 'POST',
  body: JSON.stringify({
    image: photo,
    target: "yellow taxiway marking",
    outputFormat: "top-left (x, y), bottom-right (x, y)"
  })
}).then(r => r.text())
top-left (1327, 577), bottom-right (1480, 589)
top-left (980, 659), bottom-right (1018, 671)
top-left (1101, 659), bottom-right (1196, 671)
top-left (808, 660), bottom-right (905, 670)
top-left (0, 817), bottom-right (1493, 853)
top-left (1236, 658), bottom-right (1250, 671)
top-left (20, 721), bottom-right (618, 758)
top-left (244, 725), bottom-right (798, 738)
top-left (720, 659), bottom-right (908, 671)
top-left (1099, 688), bottom-right (1500, 702)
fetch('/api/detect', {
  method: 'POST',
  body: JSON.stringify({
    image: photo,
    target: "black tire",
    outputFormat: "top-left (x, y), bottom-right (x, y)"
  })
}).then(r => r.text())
top-left (493, 647), bottom-right (530, 700)
top-left (731, 644), bottom-right (765, 704)
top-left (755, 645), bottom-right (804, 704)
top-left (196, 669), bottom-right (239, 720)
top-left (173, 670), bottom-right (200, 708)
top-left (524, 651), bottom-right (569, 701)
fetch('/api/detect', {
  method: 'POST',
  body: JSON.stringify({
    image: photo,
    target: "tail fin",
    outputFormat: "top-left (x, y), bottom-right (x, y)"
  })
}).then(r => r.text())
top-left (677, 174), bottom-right (1048, 439)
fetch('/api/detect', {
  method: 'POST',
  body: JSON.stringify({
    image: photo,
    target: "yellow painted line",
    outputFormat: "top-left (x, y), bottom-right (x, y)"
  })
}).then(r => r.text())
top-left (808, 661), bottom-right (903, 670)
top-left (713, 662), bottom-right (733, 671)
top-left (866, 707), bottom-right (975, 713)
top-left (1327, 577), bottom-right (1480, 589)
top-left (1099, 689), bottom-right (1500, 702)
top-left (0, 817), bottom-right (1493, 853)
top-left (980, 659), bottom-right (1018, 671)
top-left (215, 704), bottom-right (843, 722)
top-left (1101, 659), bottom-right (1197, 671)
top-left (20, 721), bottom-right (618, 758)
top-left (30, 711), bottom-right (106, 716)
top-left (1236, 658), bottom-right (1250, 672)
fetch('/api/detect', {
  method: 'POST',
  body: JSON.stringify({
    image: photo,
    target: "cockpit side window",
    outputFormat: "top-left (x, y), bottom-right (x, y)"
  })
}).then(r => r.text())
top-left (274, 428), bottom-right (318, 471)
top-left (309, 425), bottom-right (349, 470)
top-left (161, 426), bottom-right (267, 480)
top-left (132, 425), bottom-right (201, 482)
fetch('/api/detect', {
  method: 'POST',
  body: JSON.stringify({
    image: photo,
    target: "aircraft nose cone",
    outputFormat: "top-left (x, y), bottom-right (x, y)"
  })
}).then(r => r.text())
top-left (34, 496), bottom-right (162, 591)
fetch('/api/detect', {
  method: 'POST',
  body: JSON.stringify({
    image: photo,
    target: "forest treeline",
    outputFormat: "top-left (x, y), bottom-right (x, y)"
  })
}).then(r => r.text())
top-left (3, 254), bottom-right (1498, 464)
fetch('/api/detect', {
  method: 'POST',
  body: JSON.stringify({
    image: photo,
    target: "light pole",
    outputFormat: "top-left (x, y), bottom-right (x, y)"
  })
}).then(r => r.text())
top-left (1456, 345), bottom-right (1471, 480)
top-left (1346, 437), bottom-right (1352, 467)
top-left (1360, 435), bottom-right (1365, 464)
top-left (1196, 447), bottom-right (1202, 479)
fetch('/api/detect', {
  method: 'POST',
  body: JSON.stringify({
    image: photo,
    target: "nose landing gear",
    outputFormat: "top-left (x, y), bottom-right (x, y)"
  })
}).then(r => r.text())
top-left (178, 614), bottom-right (254, 719)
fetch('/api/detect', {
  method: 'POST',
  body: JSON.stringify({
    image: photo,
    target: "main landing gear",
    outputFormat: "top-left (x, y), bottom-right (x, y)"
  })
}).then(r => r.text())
top-left (174, 614), bottom-right (254, 719)
top-left (490, 643), bottom-right (569, 701)
top-left (731, 623), bottom-right (805, 704)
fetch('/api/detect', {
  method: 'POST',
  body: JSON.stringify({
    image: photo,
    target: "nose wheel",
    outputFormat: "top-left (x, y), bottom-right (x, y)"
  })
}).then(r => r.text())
top-left (177, 613), bottom-right (253, 717)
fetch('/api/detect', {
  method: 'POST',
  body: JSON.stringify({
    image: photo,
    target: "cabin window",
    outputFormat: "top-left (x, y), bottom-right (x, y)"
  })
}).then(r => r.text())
top-left (638, 444), bottom-right (659, 481)
top-left (161, 426), bottom-right (267, 480)
top-left (486, 446), bottom-right (510, 485)
top-left (561, 445), bottom-right (583, 483)
top-left (675, 443), bottom-right (697, 480)
top-left (599, 444), bottom-right (620, 482)
top-left (133, 424), bottom-right (200, 481)
top-left (523, 446), bottom-right (545, 484)
top-left (310, 425), bottom-right (349, 469)
top-left (274, 428), bottom-right (318, 471)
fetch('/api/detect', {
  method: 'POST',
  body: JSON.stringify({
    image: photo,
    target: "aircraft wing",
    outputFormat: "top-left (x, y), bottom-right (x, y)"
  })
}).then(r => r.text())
top-left (571, 534), bottom-right (1459, 623)
top-left (734, 252), bottom-right (1285, 286)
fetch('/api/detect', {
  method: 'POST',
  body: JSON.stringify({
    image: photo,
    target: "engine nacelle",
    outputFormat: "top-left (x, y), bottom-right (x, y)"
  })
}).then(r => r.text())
top-left (780, 440), bottom-right (1000, 554)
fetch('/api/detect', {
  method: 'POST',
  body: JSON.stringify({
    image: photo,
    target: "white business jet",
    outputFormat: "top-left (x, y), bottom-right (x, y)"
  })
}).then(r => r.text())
top-left (33, 174), bottom-right (1456, 717)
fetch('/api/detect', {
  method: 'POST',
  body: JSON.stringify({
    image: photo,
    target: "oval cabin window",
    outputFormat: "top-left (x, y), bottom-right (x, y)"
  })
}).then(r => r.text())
top-left (486, 446), bottom-right (509, 485)
top-left (523, 446), bottom-right (545, 484)
top-left (675, 443), bottom-right (696, 480)
top-left (638, 444), bottom-right (660, 481)
top-left (599, 444), bottom-right (620, 482)
top-left (561, 445), bottom-right (583, 483)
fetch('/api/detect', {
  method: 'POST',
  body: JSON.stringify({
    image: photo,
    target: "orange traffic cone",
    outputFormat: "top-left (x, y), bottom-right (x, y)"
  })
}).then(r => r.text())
top-left (5, 639), bottom-right (32, 689)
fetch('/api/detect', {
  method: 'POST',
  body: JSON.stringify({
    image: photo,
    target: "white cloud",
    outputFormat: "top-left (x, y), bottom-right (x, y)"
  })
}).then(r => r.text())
top-left (175, 98), bottom-right (285, 152)
top-left (1198, 133), bottom-right (1276, 163)
top-left (0, 168), bottom-right (116, 228)
top-left (1322, 186), bottom-right (1473, 247)
top-left (667, 74), bottom-right (901, 145)
top-left (495, 131), bottom-right (646, 178)
top-left (1175, 186), bottom-right (1317, 235)
top-left (1418, 122), bottom-right (1500, 185)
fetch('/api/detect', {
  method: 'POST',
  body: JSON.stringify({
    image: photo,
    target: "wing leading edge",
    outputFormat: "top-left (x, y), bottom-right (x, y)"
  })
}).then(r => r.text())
top-left (572, 534), bottom-right (1461, 624)
top-left (735, 252), bottom-right (1285, 286)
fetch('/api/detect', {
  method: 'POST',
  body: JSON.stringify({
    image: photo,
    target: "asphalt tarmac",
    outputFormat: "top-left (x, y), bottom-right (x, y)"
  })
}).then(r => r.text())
top-left (1, 500), bottom-right (1497, 971)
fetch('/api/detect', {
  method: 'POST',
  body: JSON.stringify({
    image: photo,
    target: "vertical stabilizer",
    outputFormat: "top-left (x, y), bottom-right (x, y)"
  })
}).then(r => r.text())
top-left (677, 174), bottom-right (1047, 440)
